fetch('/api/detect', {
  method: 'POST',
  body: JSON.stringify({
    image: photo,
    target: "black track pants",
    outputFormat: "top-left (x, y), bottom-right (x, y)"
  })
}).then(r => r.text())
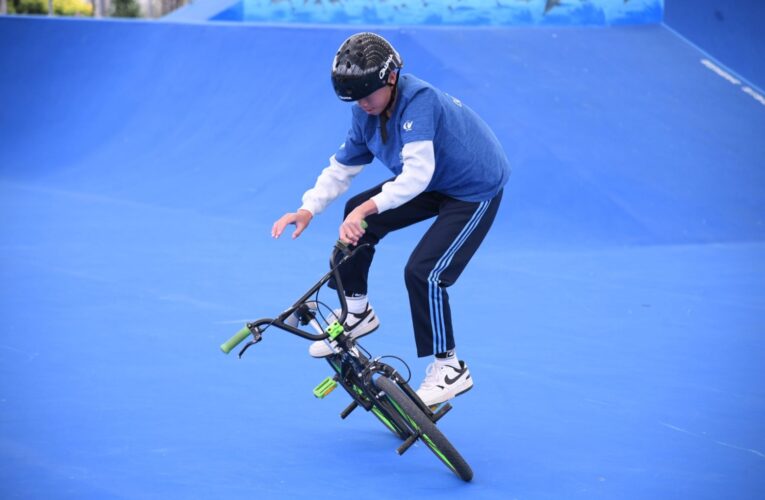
top-left (331, 180), bottom-right (503, 357)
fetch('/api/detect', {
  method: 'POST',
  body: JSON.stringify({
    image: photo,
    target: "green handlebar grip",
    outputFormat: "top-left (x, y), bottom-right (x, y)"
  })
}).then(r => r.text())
top-left (337, 220), bottom-right (368, 247)
top-left (220, 326), bottom-right (251, 354)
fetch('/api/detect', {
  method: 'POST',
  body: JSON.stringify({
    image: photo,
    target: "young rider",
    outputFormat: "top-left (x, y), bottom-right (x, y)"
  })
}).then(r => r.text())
top-left (272, 32), bottom-right (510, 406)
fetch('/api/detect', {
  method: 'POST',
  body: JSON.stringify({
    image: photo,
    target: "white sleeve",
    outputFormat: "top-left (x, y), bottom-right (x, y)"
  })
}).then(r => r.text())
top-left (370, 140), bottom-right (435, 213)
top-left (299, 155), bottom-right (365, 215)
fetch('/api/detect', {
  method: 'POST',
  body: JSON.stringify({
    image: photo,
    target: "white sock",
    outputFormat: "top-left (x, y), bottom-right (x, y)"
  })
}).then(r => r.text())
top-left (435, 350), bottom-right (459, 368)
top-left (346, 294), bottom-right (368, 315)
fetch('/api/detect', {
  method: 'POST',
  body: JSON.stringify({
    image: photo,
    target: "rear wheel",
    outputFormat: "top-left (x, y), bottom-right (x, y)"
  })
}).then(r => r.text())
top-left (374, 375), bottom-right (473, 481)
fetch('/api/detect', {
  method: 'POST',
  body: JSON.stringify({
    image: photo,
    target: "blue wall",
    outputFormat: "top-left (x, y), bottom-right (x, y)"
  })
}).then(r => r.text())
top-left (2, 17), bottom-right (764, 249)
top-left (665, 0), bottom-right (765, 88)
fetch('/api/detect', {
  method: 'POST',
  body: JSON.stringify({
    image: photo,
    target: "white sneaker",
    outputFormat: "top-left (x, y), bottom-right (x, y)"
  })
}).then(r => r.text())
top-left (308, 304), bottom-right (380, 358)
top-left (416, 360), bottom-right (473, 406)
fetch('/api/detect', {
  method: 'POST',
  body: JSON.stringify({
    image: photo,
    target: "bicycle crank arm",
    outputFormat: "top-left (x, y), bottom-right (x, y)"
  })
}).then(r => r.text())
top-left (340, 400), bottom-right (358, 419)
top-left (397, 433), bottom-right (419, 455)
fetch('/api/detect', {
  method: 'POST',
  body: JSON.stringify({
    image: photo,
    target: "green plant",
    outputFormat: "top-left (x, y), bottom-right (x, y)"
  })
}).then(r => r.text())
top-left (10, 0), bottom-right (93, 16)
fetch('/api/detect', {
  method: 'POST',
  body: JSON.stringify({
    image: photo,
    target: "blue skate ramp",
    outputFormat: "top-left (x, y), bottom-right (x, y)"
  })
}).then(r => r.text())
top-left (1, 17), bottom-right (764, 499)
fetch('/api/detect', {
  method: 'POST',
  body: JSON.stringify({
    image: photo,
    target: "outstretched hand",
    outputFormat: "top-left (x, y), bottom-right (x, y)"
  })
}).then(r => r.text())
top-left (272, 209), bottom-right (313, 239)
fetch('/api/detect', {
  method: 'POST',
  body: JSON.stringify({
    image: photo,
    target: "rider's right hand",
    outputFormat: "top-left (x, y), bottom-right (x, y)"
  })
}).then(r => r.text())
top-left (272, 209), bottom-right (313, 239)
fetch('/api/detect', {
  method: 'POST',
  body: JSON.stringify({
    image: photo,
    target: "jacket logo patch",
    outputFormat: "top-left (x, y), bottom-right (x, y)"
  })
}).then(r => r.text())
top-left (403, 120), bottom-right (413, 131)
top-left (445, 93), bottom-right (463, 107)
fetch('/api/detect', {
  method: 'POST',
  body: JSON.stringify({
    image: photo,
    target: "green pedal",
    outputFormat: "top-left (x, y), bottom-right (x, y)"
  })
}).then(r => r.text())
top-left (313, 376), bottom-right (338, 399)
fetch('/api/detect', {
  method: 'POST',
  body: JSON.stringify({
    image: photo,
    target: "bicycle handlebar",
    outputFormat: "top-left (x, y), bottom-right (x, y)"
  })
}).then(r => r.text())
top-left (220, 220), bottom-right (369, 356)
top-left (220, 325), bottom-right (251, 354)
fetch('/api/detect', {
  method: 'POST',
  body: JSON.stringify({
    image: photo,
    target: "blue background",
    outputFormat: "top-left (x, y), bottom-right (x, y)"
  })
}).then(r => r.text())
top-left (1, 5), bottom-right (764, 499)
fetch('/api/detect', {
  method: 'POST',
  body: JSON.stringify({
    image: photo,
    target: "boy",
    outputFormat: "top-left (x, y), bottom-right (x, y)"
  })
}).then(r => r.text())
top-left (272, 32), bottom-right (510, 406)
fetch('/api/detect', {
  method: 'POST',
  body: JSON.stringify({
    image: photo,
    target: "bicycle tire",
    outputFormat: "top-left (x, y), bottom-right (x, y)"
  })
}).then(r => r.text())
top-left (326, 357), bottom-right (410, 441)
top-left (374, 375), bottom-right (473, 481)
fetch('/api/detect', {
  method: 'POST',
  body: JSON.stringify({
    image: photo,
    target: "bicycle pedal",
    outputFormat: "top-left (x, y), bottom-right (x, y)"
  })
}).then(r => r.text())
top-left (431, 402), bottom-right (453, 422)
top-left (313, 376), bottom-right (338, 399)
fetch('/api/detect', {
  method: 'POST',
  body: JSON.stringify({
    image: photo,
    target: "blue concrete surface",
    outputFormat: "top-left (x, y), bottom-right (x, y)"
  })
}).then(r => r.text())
top-left (665, 0), bottom-right (765, 89)
top-left (1, 17), bottom-right (764, 499)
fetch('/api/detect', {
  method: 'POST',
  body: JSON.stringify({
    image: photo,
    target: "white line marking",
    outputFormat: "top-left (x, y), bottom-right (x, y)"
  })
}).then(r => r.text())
top-left (701, 59), bottom-right (741, 85)
top-left (714, 440), bottom-right (765, 459)
top-left (700, 58), bottom-right (765, 107)
top-left (741, 86), bottom-right (765, 106)
top-left (660, 421), bottom-right (765, 460)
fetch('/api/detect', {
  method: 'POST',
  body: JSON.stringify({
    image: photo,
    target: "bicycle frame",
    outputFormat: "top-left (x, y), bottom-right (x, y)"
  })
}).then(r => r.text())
top-left (219, 238), bottom-right (472, 480)
top-left (221, 239), bottom-right (444, 421)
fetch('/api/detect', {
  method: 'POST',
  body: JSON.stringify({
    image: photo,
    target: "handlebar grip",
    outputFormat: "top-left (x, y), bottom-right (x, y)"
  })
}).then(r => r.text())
top-left (220, 326), bottom-right (251, 354)
top-left (337, 220), bottom-right (368, 247)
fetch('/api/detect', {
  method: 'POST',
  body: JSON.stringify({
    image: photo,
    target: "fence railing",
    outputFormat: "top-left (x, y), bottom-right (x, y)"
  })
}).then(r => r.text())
top-left (0, 0), bottom-right (188, 17)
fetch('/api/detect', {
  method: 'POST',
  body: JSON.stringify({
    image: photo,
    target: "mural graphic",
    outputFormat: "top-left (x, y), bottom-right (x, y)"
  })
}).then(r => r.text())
top-left (225, 0), bottom-right (663, 25)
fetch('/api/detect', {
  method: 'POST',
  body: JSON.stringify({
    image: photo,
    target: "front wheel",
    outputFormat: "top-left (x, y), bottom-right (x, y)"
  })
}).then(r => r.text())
top-left (326, 357), bottom-right (410, 440)
top-left (374, 376), bottom-right (473, 482)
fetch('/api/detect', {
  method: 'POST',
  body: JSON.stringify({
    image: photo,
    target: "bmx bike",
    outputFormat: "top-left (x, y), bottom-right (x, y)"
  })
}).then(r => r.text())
top-left (220, 236), bottom-right (473, 481)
